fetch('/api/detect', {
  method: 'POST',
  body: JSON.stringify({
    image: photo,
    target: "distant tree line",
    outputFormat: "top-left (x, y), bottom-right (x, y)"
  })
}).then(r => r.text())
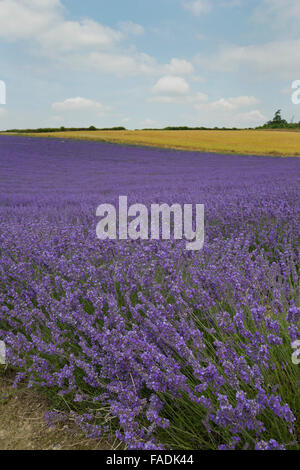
top-left (4, 125), bottom-right (250, 133)
top-left (4, 111), bottom-right (300, 133)
top-left (4, 126), bottom-right (127, 133)
top-left (142, 126), bottom-right (242, 131)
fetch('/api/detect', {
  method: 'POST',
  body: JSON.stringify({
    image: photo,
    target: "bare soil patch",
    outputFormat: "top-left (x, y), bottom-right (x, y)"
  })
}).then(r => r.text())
top-left (0, 370), bottom-right (112, 450)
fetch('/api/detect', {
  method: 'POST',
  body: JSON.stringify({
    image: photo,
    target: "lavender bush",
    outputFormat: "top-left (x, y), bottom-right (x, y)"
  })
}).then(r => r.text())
top-left (0, 136), bottom-right (299, 450)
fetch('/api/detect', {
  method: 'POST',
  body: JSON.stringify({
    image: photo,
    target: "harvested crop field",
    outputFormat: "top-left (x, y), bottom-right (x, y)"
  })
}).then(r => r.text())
top-left (0, 136), bottom-right (299, 450)
top-left (5, 129), bottom-right (300, 156)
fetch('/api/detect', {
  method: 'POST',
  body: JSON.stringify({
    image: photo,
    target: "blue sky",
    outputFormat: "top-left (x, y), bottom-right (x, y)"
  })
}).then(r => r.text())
top-left (0, 0), bottom-right (299, 130)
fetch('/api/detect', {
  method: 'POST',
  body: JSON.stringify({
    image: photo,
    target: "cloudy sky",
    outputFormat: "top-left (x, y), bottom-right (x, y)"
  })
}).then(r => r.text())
top-left (0, 0), bottom-right (299, 130)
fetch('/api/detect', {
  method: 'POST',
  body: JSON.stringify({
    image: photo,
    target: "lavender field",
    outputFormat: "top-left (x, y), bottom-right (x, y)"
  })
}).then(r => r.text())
top-left (0, 135), bottom-right (299, 450)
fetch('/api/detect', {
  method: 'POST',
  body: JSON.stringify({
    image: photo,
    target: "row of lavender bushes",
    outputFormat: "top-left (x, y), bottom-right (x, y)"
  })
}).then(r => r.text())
top-left (0, 137), bottom-right (299, 449)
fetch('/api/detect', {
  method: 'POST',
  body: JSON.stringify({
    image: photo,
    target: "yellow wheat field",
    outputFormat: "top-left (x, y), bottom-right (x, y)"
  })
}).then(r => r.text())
top-left (6, 129), bottom-right (300, 156)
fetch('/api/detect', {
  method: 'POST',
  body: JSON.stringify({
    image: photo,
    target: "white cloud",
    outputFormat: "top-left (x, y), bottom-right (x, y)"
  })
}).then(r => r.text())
top-left (164, 58), bottom-right (194, 75)
top-left (0, 0), bottom-right (61, 40)
top-left (52, 97), bottom-right (106, 111)
top-left (191, 92), bottom-right (265, 127)
top-left (84, 51), bottom-right (158, 76)
top-left (118, 20), bottom-right (144, 36)
top-left (62, 50), bottom-right (197, 78)
top-left (40, 19), bottom-right (121, 52)
top-left (152, 76), bottom-right (190, 96)
top-left (211, 96), bottom-right (259, 110)
top-left (195, 39), bottom-right (300, 78)
top-left (0, 1), bottom-right (201, 80)
top-left (0, 0), bottom-right (121, 51)
top-left (183, 0), bottom-right (212, 15)
top-left (148, 81), bottom-right (263, 127)
top-left (236, 109), bottom-right (266, 123)
top-left (183, 0), bottom-right (243, 16)
top-left (221, 0), bottom-right (243, 7)
top-left (254, 0), bottom-right (300, 27)
top-left (193, 91), bottom-right (209, 102)
top-left (149, 77), bottom-right (261, 125)
top-left (150, 96), bottom-right (183, 103)
top-left (190, 1), bottom-right (300, 80)
top-left (192, 102), bottom-right (266, 127)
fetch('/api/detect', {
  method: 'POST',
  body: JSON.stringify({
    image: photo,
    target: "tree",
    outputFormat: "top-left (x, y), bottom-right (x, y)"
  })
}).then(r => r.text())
top-left (265, 110), bottom-right (288, 128)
